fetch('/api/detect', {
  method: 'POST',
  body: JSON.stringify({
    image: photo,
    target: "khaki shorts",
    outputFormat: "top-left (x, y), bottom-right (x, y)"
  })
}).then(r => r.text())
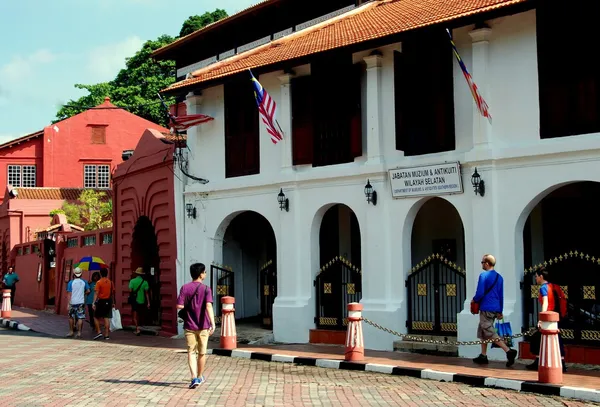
top-left (185, 329), bottom-right (210, 355)
top-left (477, 311), bottom-right (500, 340)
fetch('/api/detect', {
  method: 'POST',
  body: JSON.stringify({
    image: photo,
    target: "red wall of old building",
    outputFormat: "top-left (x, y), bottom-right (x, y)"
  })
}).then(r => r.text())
top-left (54, 229), bottom-right (114, 316)
top-left (113, 129), bottom-right (178, 335)
top-left (0, 137), bottom-right (43, 200)
top-left (11, 242), bottom-right (44, 310)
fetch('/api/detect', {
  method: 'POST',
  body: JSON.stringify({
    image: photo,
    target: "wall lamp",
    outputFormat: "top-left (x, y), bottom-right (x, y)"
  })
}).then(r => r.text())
top-left (471, 167), bottom-right (485, 197)
top-left (186, 203), bottom-right (197, 219)
top-left (277, 188), bottom-right (289, 212)
top-left (364, 179), bottom-right (377, 206)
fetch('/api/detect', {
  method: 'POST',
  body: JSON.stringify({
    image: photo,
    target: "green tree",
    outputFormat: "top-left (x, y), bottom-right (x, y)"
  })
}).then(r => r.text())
top-left (55, 35), bottom-right (176, 127)
top-left (179, 9), bottom-right (228, 37)
top-left (61, 190), bottom-right (113, 231)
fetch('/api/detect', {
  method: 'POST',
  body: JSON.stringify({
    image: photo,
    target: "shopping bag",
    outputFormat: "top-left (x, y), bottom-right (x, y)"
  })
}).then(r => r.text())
top-left (110, 308), bottom-right (123, 332)
top-left (492, 319), bottom-right (513, 348)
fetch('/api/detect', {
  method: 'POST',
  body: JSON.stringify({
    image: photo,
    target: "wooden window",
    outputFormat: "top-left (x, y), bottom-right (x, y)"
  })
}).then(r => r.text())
top-left (224, 77), bottom-right (260, 178)
top-left (90, 126), bottom-right (107, 144)
top-left (292, 76), bottom-right (314, 165)
top-left (537, 4), bottom-right (600, 139)
top-left (102, 233), bottom-right (113, 245)
top-left (83, 235), bottom-right (96, 246)
top-left (84, 164), bottom-right (110, 188)
top-left (67, 238), bottom-right (79, 248)
top-left (8, 165), bottom-right (36, 187)
top-left (395, 30), bottom-right (455, 156)
top-left (309, 53), bottom-right (363, 167)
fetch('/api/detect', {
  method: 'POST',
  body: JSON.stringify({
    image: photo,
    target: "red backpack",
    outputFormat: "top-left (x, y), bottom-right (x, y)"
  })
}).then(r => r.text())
top-left (549, 283), bottom-right (568, 318)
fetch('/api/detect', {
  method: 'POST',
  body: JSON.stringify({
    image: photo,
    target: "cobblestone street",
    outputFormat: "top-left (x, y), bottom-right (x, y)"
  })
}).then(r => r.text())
top-left (0, 329), bottom-right (596, 406)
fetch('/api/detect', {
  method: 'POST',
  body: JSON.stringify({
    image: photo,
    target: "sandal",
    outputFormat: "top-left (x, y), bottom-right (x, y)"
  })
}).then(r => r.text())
top-left (66, 333), bottom-right (74, 338)
top-left (134, 331), bottom-right (141, 336)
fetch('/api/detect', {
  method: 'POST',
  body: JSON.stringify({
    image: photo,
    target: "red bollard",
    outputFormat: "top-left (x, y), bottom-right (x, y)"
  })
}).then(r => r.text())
top-left (1, 289), bottom-right (11, 319)
top-left (345, 302), bottom-right (364, 362)
top-left (220, 296), bottom-right (237, 350)
top-left (538, 311), bottom-right (563, 384)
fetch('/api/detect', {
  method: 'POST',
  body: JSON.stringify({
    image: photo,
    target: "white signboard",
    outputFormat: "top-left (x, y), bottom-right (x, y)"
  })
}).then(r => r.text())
top-left (389, 162), bottom-right (463, 198)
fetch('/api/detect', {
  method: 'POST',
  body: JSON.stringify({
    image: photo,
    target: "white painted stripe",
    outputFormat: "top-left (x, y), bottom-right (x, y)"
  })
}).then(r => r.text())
top-left (271, 354), bottom-right (295, 363)
top-left (316, 359), bottom-right (341, 369)
top-left (231, 350), bottom-right (252, 359)
top-left (486, 378), bottom-right (523, 391)
top-left (206, 349), bottom-right (214, 355)
top-left (422, 369), bottom-right (455, 382)
top-left (365, 364), bottom-right (394, 374)
top-left (560, 386), bottom-right (600, 402)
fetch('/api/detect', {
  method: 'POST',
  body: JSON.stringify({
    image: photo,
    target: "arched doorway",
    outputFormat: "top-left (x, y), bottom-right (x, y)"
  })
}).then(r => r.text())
top-left (315, 204), bottom-right (361, 330)
top-left (522, 181), bottom-right (600, 344)
top-left (130, 216), bottom-right (161, 326)
top-left (407, 198), bottom-right (465, 335)
top-left (215, 211), bottom-right (277, 328)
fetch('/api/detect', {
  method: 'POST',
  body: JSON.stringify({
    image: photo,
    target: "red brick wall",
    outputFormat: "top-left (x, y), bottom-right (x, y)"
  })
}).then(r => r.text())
top-left (11, 242), bottom-right (44, 309)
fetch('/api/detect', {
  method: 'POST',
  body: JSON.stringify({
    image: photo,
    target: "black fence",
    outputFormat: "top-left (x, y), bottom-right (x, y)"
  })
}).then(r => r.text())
top-left (260, 259), bottom-right (277, 329)
top-left (522, 251), bottom-right (600, 345)
top-left (407, 254), bottom-right (466, 335)
top-left (315, 256), bottom-right (362, 330)
top-left (211, 263), bottom-right (234, 325)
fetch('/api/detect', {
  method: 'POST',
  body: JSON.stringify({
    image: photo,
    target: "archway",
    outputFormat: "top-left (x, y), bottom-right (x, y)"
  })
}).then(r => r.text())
top-left (130, 216), bottom-right (161, 326)
top-left (521, 181), bottom-right (600, 344)
top-left (407, 197), bottom-right (465, 335)
top-left (215, 211), bottom-right (277, 328)
top-left (315, 204), bottom-right (362, 330)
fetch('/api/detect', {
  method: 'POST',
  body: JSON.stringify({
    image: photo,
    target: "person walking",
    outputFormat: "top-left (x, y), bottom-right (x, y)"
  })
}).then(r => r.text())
top-left (86, 272), bottom-right (100, 331)
top-left (66, 267), bottom-right (90, 339)
top-left (128, 267), bottom-right (150, 336)
top-left (2, 266), bottom-right (19, 306)
top-left (176, 263), bottom-right (215, 389)
top-left (472, 254), bottom-right (518, 366)
top-left (92, 268), bottom-right (114, 340)
top-left (526, 266), bottom-right (567, 372)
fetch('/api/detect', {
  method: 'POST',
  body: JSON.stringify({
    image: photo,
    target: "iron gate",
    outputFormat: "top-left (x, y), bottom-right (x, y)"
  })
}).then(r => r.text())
top-left (211, 263), bottom-right (234, 324)
top-left (260, 259), bottom-right (277, 329)
top-left (407, 253), bottom-right (466, 335)
top-left (522, 250), bottom-right (600, 345)
top-left (315, 256), bottom-right (362, 330)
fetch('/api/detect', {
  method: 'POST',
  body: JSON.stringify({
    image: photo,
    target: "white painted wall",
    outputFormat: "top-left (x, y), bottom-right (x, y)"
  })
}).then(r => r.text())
top-left (177, 10), bottom-right (600, 357)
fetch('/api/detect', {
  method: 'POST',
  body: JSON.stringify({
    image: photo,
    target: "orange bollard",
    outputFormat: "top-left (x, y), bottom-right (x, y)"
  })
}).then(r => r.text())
top-left (345, 302), bottom-right (364, 362)
top-left (220, 296), bottom-right (237, 350)
top-left (1, 289), bottom-right (11, 319)
top-left (538, 311), bottom-right (563, 384)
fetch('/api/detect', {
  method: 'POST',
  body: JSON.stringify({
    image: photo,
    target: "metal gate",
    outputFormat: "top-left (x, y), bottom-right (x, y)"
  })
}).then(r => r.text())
top-left (260, 259), bottom-right (276, 329)
top-left (522, 250), bottom-right (600, 345)
top-left (211, 263), bottom-right (234, 324)
top-left (407, 253), bottom-right (466, 335)
top-left (315, 256), bottom-right (362, 330)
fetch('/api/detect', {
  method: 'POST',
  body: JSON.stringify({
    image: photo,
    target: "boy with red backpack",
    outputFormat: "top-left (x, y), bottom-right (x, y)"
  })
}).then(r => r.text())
top-left (526, 266), bottom-right (567, 372)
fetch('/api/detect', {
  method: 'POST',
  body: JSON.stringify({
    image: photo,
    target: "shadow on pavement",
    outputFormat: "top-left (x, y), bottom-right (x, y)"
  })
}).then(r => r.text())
top-left (101, 379), bottom-right (180, 387)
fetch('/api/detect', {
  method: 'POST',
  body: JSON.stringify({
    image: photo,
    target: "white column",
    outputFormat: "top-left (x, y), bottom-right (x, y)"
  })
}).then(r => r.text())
top-left (468, 27), bottom-right (492, 150)
top-left (363, 54), bottom-right (384, 164)
top-left (185, 92), bottom-right (204, 141)
top-left (278, 73), bottom-right (294, 171)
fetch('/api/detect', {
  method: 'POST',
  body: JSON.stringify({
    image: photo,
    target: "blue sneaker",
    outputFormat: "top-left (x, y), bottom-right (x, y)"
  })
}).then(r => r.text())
top-left (198, 376), bottom-right (206, 385)
top-left (189, 378), bottom-right (200, 389)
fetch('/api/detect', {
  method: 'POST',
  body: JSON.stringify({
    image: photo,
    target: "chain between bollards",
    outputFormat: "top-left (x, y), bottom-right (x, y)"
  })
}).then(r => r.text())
top-left (361, 317), bottom-right (537, 346)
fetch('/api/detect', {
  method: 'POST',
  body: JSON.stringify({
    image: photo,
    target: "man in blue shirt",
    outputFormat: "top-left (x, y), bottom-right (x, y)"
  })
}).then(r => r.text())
top-left (472, 254), bottom-right (517, 366)
top-left (2, 266), bottom-right (19, 306)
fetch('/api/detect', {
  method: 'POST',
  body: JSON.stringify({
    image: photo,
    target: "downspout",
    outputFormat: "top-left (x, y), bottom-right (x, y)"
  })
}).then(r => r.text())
top-left (112, 180), bottom-right (118, 306)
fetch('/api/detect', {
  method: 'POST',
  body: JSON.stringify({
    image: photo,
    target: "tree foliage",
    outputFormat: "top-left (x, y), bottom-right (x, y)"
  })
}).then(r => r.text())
top-left (61, 190), bottom-right (113, 231)
top-left (180, 9), bottom-right (228, 37)
top-left (55, 9), bottom-right (230, 127)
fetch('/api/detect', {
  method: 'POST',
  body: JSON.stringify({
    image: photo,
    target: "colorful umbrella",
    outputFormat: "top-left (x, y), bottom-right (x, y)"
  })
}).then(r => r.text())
top-left (75, 256), bottom-right (108, 271)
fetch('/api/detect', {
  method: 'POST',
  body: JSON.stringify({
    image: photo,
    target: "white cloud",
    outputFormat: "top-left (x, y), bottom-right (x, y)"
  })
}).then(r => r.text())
top-left (86, 36), bottom-right (144, 82)
top-left (0, 49), bottom-right (57, 83)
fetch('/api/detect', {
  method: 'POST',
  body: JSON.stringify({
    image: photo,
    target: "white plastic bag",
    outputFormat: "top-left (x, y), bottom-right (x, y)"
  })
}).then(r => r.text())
top-left (110, 308), bottom-right (123, 331)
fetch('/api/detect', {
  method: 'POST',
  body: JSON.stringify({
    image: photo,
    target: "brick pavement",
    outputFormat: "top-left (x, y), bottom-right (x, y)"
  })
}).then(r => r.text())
top-left (0, 329), bottom-right (597, 406)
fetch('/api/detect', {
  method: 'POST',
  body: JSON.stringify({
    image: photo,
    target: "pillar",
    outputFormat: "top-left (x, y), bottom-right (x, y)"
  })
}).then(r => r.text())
top-left (363, 53), bottom-right (384, 164)
top-left (278, 73), bottom-right (294, 171)
top-left (468, 27), bottom-right (492, 150)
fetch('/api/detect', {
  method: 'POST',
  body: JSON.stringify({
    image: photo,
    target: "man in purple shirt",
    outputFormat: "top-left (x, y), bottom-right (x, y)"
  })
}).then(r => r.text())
top-left (177, 263), bottom-right (216, 389)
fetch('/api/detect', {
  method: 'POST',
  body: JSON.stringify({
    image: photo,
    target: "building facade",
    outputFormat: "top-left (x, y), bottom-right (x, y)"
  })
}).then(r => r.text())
top-left (157, 0), bottom-right (600, 361)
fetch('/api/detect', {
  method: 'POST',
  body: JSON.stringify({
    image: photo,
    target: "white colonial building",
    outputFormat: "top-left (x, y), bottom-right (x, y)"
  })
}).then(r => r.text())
top-left (160, 0), bottom-right (600, 361)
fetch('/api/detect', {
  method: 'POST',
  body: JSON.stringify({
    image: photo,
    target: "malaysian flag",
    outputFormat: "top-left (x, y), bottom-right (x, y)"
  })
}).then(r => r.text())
top-left (446, 29), bottom-right (492, 125)
top-left (158, 94), bottom-right (214, 132)
top-left (249, 70), bottom-right (283, 144)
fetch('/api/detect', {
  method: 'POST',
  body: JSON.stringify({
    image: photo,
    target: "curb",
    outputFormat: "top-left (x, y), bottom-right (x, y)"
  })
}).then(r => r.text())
top-left (206, 348), bottom-right (600, 403)
top-left (0, 318), bottom-right (31, 332)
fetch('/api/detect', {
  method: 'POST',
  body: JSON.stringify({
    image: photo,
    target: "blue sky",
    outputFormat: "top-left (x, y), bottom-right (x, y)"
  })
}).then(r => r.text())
top-left (0, 0), bottom-right (256, 143)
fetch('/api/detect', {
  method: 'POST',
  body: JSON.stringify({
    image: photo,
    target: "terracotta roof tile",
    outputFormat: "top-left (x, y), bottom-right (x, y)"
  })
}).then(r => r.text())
top-left (13, 188), bottom-right (113, 201)
top-left (164, 0), bottom-right (528, 92)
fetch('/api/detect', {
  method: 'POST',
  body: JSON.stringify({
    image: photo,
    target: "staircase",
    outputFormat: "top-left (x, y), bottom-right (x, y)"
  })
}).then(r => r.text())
top-left (393, 334), bottom-right (458, 357)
